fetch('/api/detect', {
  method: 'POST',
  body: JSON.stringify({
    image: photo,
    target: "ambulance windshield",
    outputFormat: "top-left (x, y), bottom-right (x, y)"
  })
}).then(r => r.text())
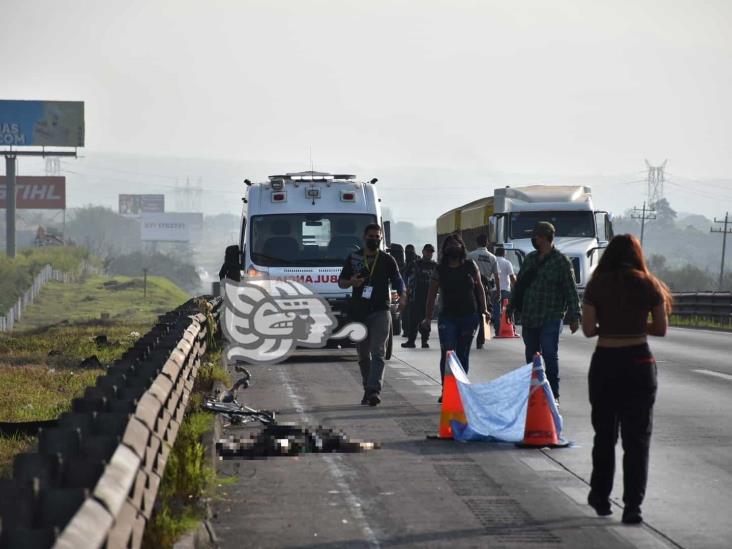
top-left (250, 213), bottom-right (376, 266)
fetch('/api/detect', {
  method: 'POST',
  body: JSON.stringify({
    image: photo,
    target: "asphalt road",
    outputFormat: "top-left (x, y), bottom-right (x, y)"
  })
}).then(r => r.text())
top-left (211, 326), bottom-right (731, 548)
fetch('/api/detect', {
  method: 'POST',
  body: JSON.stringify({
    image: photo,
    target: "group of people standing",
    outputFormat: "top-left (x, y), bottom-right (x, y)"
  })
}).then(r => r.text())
top-left (335, 221), bottom-right (671, 525)
top-left (221, 219), bottom-right (671, 526)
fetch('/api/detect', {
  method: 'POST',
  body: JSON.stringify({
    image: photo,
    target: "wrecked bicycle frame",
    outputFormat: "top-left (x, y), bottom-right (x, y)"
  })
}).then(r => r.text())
top-left (202, 365), bottom-right (277, 425)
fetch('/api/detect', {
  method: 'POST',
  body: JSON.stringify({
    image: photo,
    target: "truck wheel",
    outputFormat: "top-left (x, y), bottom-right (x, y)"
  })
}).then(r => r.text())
top-left (385, 331), bottom-right (393, 360)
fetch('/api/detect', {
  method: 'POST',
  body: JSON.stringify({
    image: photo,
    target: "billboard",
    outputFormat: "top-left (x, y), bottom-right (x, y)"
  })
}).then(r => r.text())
top-left (0, 100), bottom-right (84, 147)
top-left (119, 194), bottom-right (165, 217)
top-left (0, 176), bottom-right (66, 209)
top-left (140, 212), bottom-right (203, 242)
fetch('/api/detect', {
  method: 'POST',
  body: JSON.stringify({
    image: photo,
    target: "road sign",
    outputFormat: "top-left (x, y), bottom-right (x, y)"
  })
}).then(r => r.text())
top-left (0, 176), bottom-right (66, 209)
top-left (0, 100), bottom-right (84, 147)
top-left (119, 194), bottom-right (165, 217)
top-left (140, 212), bottom-right (203, 242)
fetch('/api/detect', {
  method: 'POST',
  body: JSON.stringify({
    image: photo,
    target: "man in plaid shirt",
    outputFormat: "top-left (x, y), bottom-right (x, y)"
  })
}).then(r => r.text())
top-left (509, 222), bottom-right (580, 403)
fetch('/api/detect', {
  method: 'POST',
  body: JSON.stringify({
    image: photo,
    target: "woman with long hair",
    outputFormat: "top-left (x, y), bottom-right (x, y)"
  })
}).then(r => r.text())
top-left (581, 234), bottom-right (672, 524)
top-left (422, 233), bottom-right (489, 398)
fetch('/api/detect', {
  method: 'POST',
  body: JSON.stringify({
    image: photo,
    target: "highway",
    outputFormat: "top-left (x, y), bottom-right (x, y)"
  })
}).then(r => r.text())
top-left (211, 326), bottom-right (732, 548)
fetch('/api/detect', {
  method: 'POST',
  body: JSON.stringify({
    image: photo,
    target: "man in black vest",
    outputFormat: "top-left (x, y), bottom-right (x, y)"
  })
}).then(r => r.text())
top-left (402, 243), bottom-right (437, 349)
top-left (339, 224), bottom-right (406, 406)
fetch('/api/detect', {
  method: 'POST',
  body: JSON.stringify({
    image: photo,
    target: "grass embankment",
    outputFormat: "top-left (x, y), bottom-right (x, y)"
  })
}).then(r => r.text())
top-left (15, 275), bottom-right (190, 330)
top-left (0, 246), bottom-right (93, 312)
top-left (0, 273), bottom-right (191, 477)
top-left (143, 351), bottom-right (232, 548)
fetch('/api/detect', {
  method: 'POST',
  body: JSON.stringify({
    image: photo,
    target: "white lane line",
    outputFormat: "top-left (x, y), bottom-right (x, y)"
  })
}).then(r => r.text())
top-left (557, 486), bottom-right (592, 508)
top-left (277, 367), bottom-right (380, 548)
top-left (519, 456), bottom-right (563, 472)
top-left (693, 369), bottom-right (732, 382)
top-left (411, 379), bottom-right (438, 386)
top-left (396, 371), bottom-right (420, 377)
top-left (611, 523), bottom-right (677, 549)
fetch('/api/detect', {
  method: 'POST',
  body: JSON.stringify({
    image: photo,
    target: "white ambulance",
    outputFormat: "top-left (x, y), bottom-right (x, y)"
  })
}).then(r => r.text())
top-left (238, 171), bottom-right (397, 354)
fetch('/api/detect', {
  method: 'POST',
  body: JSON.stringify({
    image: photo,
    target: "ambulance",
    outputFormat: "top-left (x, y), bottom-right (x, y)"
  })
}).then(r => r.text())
top-left (238, 171), bottom-right (397, 355)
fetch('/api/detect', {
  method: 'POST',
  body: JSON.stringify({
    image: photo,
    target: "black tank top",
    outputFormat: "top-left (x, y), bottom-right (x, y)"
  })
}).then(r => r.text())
top-left (437, 261), bottom-right (479, 316)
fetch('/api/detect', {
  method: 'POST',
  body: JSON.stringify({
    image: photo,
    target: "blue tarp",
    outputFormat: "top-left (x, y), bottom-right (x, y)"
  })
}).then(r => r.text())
top-left (447, 352), bottom-right (564, 443)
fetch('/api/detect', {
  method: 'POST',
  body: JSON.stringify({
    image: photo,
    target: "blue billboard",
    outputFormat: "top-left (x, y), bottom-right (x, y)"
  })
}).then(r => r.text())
top-left (0, 100), bottom-right (84, 147)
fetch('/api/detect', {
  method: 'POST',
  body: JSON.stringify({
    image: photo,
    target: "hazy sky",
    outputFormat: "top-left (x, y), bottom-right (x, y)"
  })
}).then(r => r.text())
top-left (2, 0), bottom-right (732, 223)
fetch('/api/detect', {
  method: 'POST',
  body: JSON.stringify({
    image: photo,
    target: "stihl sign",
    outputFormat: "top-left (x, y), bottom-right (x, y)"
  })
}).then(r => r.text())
top-left (0, 176), bottom-right (66, 209)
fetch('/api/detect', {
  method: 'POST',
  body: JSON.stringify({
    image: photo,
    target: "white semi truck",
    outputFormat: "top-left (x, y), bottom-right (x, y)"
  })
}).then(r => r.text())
top-left (437, 185), bottom-right (614, 288)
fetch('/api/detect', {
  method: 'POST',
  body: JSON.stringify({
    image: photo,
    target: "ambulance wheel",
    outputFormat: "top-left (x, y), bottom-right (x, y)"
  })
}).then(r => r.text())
top-left (385, 331), bottom-right (393, 360)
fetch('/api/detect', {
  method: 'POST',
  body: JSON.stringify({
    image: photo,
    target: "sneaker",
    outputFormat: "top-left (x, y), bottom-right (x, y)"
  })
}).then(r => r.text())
top-left (361, 392), bottom-right (369, 405)
top-left (587, 492), bottom-right (612, 516)
top-left (421, 341), bottom-right (429, 349)
top-left (622, 506), bottom-right (643, 524)
top-left (401, 341), bottom-right (416, 348)
top-left (367, 393), bottom-right (381, 407)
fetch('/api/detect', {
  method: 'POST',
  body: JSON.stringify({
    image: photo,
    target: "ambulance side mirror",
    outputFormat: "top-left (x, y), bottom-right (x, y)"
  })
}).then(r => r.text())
top-left (383, 220), bottom-right (392, 247)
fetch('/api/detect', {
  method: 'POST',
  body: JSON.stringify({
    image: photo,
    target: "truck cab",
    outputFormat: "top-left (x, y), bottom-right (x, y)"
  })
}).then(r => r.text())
top-left (488, 186), bottom-right (613, 288)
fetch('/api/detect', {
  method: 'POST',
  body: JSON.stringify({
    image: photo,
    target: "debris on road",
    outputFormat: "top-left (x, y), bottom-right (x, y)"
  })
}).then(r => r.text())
top-left (216, 423), bottom-right (380, 459)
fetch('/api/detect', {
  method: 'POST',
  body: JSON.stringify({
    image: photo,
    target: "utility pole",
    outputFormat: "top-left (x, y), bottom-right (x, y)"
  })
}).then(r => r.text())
top-left (143, 268), bottom-right (148, 298)
top-left (631, 202), bottom-right (656, 247)
top-left (644, 159), bottom-right (667, 206)
top-left (711, 212), bottom-right (731, 290)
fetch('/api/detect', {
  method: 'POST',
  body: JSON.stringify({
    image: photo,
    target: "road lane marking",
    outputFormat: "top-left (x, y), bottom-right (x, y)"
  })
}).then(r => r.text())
top-left (519, 456), bottom-right (563, 472)
top-left (410, 379), bottom-right (437, 386)
top-left (396, 371), bottom-right (420, 377)
top-left (277, 367), bottom-right (380, 548)
top-left (693, 369), bottom-right (732, 382)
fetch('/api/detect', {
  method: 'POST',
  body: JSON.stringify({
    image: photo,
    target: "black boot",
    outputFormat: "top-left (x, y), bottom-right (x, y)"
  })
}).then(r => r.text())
top-left (401, 340), bottom-right (416, 348)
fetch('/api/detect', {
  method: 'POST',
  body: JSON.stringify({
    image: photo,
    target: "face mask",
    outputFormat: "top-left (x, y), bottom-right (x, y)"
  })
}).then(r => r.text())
top-left (444, 246), bottom-right (461, 259)
top-left (365, 238), bottom-right (380, 251)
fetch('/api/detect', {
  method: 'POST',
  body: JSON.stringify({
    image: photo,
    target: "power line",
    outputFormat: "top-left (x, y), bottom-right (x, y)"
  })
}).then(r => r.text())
top-left (631, 202), bottom-right (656, 247)
top-left (710, 212), bottom-right (731, 290)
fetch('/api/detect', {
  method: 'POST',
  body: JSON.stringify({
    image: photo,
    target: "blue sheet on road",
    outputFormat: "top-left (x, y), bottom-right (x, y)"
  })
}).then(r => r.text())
top-left (448, 353), bottom-right (533, 442)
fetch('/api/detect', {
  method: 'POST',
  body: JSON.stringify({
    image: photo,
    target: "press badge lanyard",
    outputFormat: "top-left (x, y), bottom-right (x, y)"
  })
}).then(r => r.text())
top-left (362, 252), bottom-right (379, 299)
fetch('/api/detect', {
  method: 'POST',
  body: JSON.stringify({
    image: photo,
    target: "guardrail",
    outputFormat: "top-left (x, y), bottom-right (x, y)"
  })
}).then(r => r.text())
top-left (671, 292), bottom-right (732, 324)
top-left (0, 263), bottom-right (91, 333)
top-left (0, 296), bottom-right (222, 549)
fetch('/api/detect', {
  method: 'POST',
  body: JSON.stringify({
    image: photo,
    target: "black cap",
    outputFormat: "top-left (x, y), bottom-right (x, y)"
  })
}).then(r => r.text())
top-left (532, 221), bottom-right (556, 236)
top-left (532, 222), bottom-right (556, 237)
top-left (423, 244), bottom-right (435, 252)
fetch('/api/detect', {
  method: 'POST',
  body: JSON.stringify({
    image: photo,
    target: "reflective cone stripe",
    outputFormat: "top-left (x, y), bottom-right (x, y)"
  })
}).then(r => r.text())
top-left (438, 352), bottom-right (466, 439)
top-left (496, 298), bottom-right (520, 338)
top-left (521, 354), bottom-right (560, 446)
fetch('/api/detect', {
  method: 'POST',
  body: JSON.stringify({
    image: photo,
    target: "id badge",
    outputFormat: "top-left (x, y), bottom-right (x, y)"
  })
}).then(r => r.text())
top-left (362, 286), bottom-right (373, 299)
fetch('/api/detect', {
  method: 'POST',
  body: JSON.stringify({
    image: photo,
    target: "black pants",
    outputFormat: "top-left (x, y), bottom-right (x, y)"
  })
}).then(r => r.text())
top-left (588, 344), bottom-right (657, 508)
top-left (406, 295), bottom-right (430, 343)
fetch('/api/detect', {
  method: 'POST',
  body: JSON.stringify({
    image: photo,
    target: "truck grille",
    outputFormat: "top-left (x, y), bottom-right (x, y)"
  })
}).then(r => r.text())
top-left (571, 257), bottom-right (581, 284)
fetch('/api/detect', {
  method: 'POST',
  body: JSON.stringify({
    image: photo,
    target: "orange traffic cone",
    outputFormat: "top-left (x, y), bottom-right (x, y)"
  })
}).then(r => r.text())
top-left (517, 354), bottom-right (570, 448)
top-left (495, 298), bottom-right (520, 338)
top-left (435, 351), bottom-right (467, 439)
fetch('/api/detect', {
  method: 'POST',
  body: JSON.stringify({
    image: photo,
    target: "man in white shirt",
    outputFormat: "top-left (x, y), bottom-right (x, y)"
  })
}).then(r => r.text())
top-left (494, 246), bottom-right (517, 331)
top-left (467, 234), bottom-right (500, 348)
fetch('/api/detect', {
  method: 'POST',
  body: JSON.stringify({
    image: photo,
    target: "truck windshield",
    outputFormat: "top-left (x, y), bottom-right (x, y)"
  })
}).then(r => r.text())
top-left (509, 211), bottom-right (595, 239)
top-left (250, 213), bottom-right (377, 267)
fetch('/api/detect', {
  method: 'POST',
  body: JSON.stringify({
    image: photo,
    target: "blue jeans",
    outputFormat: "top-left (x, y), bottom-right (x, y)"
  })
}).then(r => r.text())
top-left (521, 318), bottom-right (562, 398)
top-left (438, 314), bottom-right (480, 380)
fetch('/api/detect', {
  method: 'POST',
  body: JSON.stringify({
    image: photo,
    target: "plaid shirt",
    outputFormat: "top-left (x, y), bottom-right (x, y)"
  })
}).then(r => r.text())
top-left (514, 248), bottom-right (581, 327)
